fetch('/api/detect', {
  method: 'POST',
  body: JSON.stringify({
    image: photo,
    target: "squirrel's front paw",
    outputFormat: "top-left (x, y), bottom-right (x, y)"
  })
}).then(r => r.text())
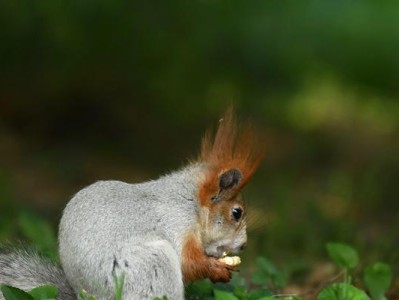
top-left (208, 257), bottom-right (233, 283)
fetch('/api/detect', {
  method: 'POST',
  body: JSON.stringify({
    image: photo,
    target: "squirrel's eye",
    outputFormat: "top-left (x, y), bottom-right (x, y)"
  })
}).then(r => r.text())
top-left (232, 207), bottom-right (243, 221)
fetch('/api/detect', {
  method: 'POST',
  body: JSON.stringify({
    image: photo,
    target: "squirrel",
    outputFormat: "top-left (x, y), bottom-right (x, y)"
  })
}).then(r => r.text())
top-left (0, 109), bottom-right (264, 300)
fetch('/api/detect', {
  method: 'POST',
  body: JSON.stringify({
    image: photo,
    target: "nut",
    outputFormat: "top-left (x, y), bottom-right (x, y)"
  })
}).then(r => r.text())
top-left (218, 256), bottom-right (241, 266)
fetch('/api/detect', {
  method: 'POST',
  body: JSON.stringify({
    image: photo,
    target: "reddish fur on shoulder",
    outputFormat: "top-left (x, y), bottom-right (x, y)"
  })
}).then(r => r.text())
top-left (181, 234), bottom-right (208, 282)
top-left (181, 233), bottom-right (233, 283)
top-left (199, 108), bottom-right (265, 207)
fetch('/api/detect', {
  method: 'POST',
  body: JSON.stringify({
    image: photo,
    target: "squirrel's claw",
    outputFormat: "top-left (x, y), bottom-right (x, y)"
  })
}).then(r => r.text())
top-left (208, 257), bottom-right (233, 283)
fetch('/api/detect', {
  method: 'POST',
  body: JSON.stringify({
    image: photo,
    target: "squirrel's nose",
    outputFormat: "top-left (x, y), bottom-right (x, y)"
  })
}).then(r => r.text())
top-left (239, 242), bottom-right (247, 251)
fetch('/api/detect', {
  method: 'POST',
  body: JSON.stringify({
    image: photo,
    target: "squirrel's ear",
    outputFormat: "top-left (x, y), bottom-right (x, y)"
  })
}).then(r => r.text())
top-left (219, 168), bottom-right (242, 191)
top-left (198, 108), bottom-right (265, 207)
top-left (212, 168), bottom-right (242, 203)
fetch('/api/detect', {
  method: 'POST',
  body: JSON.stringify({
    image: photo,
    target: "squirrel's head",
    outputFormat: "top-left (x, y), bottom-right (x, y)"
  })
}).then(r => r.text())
top-left (197, 108), bottom-right (264, 258)
top-left (199, 168), bottom-right (248, 258)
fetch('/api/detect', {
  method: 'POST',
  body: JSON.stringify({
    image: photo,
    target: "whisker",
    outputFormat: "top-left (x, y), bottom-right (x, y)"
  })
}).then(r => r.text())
top-left (246, 206), bottom-right (275, 233)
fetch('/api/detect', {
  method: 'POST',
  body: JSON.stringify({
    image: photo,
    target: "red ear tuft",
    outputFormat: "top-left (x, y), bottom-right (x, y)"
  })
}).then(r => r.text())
top-left (199, 108), bottom-right (265, 206)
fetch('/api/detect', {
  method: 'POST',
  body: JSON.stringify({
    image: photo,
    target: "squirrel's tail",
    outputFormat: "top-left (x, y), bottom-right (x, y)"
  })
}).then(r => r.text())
top-left (0, 249), bottom-right (75, 300)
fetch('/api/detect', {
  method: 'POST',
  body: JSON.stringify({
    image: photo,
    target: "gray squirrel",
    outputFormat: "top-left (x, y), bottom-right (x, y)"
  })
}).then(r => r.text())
top-left (0, 110), bottom-right (264, 299)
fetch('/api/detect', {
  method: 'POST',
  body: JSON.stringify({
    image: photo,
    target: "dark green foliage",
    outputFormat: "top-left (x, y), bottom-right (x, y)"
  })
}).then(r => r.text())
top-left (251, 257), bottom-right (286, 290)
top-left (185, 272), bottom-right (275, 300)
top-left (185, 279), bottom-right (214, 299)
top-left (17, 212), bottom-right (58, 260)
top-left (1, 285), bottom-right (57, 300)
top-left (185, 243), bottom-right (392, 299)
top-left (1, 243), bottom-right (394, 299)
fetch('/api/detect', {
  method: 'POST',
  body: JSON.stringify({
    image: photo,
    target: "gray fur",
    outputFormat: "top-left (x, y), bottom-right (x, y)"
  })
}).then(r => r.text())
top-left (59, 164), bottom-right (205, 299)
top-left (0, 249), bottom-right (75, 300)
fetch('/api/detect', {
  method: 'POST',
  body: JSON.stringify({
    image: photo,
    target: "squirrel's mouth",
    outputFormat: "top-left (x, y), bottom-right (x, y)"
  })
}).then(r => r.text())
top-left (204, 245), bottom-right (224, 258)
top-left (205, 245), bottom-right (234, 258)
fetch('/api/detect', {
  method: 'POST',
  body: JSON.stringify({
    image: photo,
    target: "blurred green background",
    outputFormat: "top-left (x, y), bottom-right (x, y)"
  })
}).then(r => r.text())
top-left (0, 0), bottom-right (398, 285)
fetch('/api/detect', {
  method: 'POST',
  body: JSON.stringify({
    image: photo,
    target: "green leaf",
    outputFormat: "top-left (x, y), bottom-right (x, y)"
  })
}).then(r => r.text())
top-left (230, 273), bottom-right (246, 288)
top-left (185, 279), bottom-right (214, 297)
top-left (214, 289), bottom-right (239, 300)
top-left (233, 286), bottom-right (248, 299)
top-left (251, 257), bottom-right (286, 289)
top-left (363, 262), bottom-right (392, 300)
top-left (213, 282), bottom-right (235, 293)
top-left (317, 283), bottom-right (370, 300)
top-left (251, 257), bottom-right (274, 285)
top-left (326, 242), bottom-right (359, 269)
top-left (29, 285), bottom-right (58, 300)
top-left (113, 273), bottom-right (125, 300)
top-left (1, 285), bottom-right (34, 300)
top-left (251, 269), bottom-right (269, 286)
